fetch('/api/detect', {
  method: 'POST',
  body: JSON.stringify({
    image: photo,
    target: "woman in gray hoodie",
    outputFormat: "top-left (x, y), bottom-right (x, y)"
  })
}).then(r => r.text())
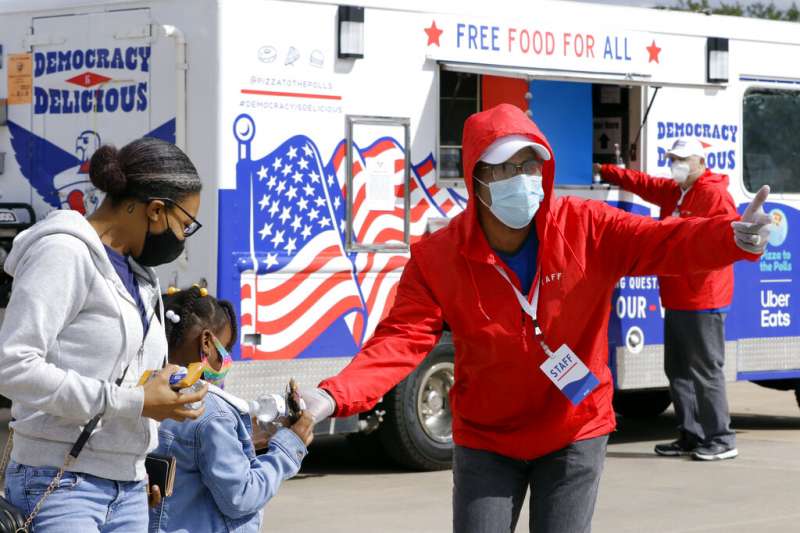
top-left (0, 137), bottom-right (208, 532)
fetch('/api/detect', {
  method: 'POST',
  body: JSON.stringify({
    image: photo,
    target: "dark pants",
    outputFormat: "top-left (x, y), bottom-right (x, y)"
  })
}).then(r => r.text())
top-left (452, 435), bottom-right (608, 533)
top-left (664, 310), bottom-right (735, 448)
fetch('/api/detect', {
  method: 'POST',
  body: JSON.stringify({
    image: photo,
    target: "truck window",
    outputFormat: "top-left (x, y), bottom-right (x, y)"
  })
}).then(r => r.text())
top-left (743, 88), bottom-right (800, 194)
top-left (439, 70), bottom-right (480, 181)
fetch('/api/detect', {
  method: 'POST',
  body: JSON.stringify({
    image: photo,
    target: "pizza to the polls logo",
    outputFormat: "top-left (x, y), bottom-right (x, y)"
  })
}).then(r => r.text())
top-left (769, 208), bottom-right (788, 247)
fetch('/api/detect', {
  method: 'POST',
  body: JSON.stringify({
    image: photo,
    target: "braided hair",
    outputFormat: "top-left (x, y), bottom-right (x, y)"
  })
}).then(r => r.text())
top-left (90, 137), bottom-right (201, 206)
top-left (162, 285), bottom-right (238, 352)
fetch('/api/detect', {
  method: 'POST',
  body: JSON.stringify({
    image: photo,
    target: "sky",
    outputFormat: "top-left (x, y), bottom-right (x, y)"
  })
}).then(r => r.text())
top-left (577, 0), bottom-right (798, 7)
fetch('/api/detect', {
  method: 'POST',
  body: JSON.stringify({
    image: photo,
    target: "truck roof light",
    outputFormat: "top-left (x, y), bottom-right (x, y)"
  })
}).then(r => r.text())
top-left (707, 37), bottom-right (729, 84)
top-left (338, 5), bottom-right (365, 60)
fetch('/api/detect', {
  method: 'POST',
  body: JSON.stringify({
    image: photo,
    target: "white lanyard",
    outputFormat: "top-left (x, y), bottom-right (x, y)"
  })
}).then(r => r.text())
top-left (673, 186), bottom-right (691, 216)
top-left (493, 264), bottom-right (556, 358)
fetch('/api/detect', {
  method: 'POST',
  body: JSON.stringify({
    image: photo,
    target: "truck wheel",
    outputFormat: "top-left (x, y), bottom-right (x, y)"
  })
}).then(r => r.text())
top-left (377, 340), bottom-right (454, 471)
top-left (747, 379), bottom-right (800, 410)
top-left (613, 389), bottom-right (672, 419)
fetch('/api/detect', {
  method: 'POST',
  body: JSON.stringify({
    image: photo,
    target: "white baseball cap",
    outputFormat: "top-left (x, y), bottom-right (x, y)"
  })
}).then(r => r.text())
top-left (479, 134), bottom-right (551, 164)
top-left (666, 137), bottom-right (706, 159)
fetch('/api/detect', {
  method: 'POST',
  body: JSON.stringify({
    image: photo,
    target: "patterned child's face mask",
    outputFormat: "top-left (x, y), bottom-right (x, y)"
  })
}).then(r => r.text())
top-left (201, 336), bottom-right (233, 387)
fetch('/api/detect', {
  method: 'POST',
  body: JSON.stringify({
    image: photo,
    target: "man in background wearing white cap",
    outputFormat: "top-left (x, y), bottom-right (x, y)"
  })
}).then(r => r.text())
top-left (595, 137), bottom-right (740, 461)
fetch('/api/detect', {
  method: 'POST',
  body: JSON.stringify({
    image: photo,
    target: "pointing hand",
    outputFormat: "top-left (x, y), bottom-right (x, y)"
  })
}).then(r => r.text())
top-left (732, 185), bottom-right (772, 254)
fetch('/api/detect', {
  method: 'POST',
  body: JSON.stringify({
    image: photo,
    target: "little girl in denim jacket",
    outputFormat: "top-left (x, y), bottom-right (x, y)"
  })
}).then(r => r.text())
top-left (149, 286), bottom-right (313, 533)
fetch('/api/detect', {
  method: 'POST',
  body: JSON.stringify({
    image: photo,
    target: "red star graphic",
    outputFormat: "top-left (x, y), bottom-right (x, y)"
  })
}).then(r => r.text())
top-left (424, 21), bottom-right (443, 47)
top-left (646, 40), bottom-right (661, 63)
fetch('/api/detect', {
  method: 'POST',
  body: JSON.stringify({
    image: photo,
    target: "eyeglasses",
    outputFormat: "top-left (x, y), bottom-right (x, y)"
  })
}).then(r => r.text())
top-left (475, 159), bottom-right (543, 182)
top-left (149, 197), bottom-right (203, 237)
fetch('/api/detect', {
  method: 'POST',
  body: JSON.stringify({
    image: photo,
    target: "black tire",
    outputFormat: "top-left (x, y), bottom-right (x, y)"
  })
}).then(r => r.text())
top-left (0, 396), bottom-right (10, 409)
top-left (750, 378), bottom-right (799, 392)
top-left (749, 379), bottom-right (800, 409)
top-left (376, 338), bottom-right (455, 471)
top-left (613, 389), bottom-right (672, 419)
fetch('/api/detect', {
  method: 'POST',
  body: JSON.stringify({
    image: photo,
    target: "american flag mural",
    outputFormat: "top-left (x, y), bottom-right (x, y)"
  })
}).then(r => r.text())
top-left (221, 114), bottom-right (466, 361)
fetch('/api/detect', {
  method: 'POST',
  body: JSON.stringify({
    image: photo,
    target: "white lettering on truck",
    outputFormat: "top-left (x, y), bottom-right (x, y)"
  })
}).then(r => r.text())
top-left (760, 289), bottom-right (791, 328)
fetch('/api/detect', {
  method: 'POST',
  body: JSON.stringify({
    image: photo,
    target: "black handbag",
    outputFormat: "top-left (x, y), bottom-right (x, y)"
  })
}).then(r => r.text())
top-left (0, 491), bottom-right (25, 533)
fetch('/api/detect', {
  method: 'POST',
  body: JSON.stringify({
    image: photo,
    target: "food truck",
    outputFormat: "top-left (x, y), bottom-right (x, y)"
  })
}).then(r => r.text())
top-left (1, 0), bottom-right (799, 469)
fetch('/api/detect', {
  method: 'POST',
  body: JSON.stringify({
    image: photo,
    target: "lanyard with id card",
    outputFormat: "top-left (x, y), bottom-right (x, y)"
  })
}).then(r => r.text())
top-left (494, 265), bottom-right (600, 406)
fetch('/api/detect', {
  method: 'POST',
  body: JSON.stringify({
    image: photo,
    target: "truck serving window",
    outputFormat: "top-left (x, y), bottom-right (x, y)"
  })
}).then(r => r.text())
top-left (743, 88), bottom-right (800, 194)
top-left (439, 70), bottom-right (480, 181)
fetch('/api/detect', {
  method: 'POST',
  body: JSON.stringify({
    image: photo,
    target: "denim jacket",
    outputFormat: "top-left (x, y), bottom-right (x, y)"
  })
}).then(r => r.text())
top-left (149, 387), bottom-right (307, 533)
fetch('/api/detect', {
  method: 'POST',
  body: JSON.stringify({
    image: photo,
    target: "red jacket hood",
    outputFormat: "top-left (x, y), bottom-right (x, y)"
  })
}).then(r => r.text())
top-left (696, 169), bottom-right (729, 188)
top-left (461, 104), bottom-right (556, 255)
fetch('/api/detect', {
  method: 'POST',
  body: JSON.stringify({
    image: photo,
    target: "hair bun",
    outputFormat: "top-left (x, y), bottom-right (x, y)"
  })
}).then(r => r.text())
top-left (89, 145), bottom-right (127, 195)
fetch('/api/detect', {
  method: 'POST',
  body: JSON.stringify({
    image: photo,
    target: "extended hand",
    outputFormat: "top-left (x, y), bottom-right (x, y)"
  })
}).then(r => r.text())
top-left (298, 387), bottom-right (336, 422)
top-left (732, 185), bottom-right (772, 254)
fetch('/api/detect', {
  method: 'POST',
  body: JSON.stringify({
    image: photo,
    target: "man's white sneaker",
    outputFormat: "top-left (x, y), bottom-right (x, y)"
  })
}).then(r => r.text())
top-left (691, 444), bottom-right (738, 461)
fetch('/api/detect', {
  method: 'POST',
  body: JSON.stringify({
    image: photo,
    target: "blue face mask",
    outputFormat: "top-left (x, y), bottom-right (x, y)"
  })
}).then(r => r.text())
top-left (475, 173), bottom-right (545, 229)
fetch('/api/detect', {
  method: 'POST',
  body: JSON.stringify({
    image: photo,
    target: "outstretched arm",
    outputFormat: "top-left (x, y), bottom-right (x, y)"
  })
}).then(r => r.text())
top-left (599, 164), bottom-right (680, 208)
top-left (198, 415), bottom-right (307, 518)
top-left (594, 186), bottom-right (770, 279)
top-left (317, 256), bottom-right (444, 418)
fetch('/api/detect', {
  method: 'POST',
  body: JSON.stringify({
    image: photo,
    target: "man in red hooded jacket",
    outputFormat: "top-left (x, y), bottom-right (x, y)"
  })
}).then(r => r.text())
top-left (301, 104), bottom-right (771, 533)
top-left (595, 137), bottom-right (740, 462)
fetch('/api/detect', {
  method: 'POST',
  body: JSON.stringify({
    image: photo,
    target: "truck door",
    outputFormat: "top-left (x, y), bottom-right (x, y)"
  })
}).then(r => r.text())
top-left (27, 9), bottom-right (172, 218)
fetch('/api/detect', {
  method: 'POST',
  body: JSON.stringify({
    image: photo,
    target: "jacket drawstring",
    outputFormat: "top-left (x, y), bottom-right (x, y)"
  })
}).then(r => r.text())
top-left (465, 257), bottom-right (491, 322)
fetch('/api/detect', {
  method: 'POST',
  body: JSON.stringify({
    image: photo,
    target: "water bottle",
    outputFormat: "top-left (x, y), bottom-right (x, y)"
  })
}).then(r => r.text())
top-left (180, 379), bottom-right (206, 410)
top-left (249, 394), bottom-right (288, 432)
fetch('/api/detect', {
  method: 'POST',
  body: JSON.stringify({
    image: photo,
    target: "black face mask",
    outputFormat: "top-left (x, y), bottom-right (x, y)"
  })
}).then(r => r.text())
top-left (135, 216), bottom-right (185, 267)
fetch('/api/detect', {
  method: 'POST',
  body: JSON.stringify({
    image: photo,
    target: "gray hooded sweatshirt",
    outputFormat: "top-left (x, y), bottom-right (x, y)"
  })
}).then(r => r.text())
top-left (0, 210), bottom-right (167, 481)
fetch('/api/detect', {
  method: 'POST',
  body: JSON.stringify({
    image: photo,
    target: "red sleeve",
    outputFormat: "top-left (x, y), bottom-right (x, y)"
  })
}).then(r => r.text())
top-left (601, 164), bottom-right (680, 208)
top-left (589, 202), bottom-right (760, 279)
top-left (319, 255), bottom-right (443, 417)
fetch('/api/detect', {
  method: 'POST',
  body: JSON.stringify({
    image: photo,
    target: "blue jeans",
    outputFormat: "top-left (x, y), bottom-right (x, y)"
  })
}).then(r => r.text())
top-left (4, 462), bottom-right (148, 532)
